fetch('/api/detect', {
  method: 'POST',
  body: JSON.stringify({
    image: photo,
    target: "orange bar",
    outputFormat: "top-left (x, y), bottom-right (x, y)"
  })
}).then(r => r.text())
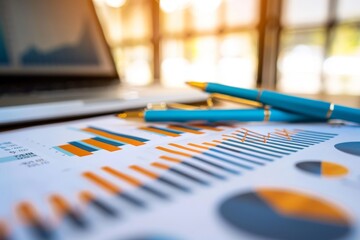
top-left (83, 172), bottom-right (120, 194)
top-left (189, 124), bottom-right (223, 131)
top-left (151, 162), bottom-right (171, 170)
top-left (167, 125), bottom-right (204, 134)
top-left (139, 127), bottom-right (180, 137)
top-left (203, 142), bottom-right (217, 147)
top-left (82, 139), bottom-right (120, 152)
top-left (160, 156), bottom-right (182, 163)
top-left (59, 144), bottom-right (92, 157)
top-left (102, 166), bottom-right (142, 186)
top-left (17, 202), bottom-right (39, 224)
top-left (187, 143), bottom-right (210, 150)
top-left (130, 165), bottom-right (159, 179)
top-left (49, 195), bottom-right (71, 217)
top-left (82, 128), bottom-right (145, 146)
top-left (169, 143), bottom-right (203, 154)
top-left (156, 146), bottom-right (192, 157)
top-left (79, 191), bottom-right (94, 203)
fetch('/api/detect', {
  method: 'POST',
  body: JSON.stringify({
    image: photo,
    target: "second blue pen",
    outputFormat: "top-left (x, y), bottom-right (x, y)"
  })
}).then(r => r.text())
top-left (144, 109), bottom-right (321, 122)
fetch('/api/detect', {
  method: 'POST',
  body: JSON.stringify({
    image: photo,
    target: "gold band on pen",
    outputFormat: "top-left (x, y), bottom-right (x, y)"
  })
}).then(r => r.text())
top-left (264, 108), bottom-right (271, 122)
top-left (117, 111), bottom-right (144, 119)
top-left (256, 89), bottom-right (263, 102)
top-left (326, 103), bottom-right (335, 119)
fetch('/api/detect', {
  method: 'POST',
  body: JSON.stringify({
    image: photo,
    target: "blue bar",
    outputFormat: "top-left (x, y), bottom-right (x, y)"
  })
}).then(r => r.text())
top-left (202, 152), bottom-right (253, 170)
top-left (149, 126), bottom-right (183, 134)
top-left (69, 141), bottom-right (98, 152)
top-left (88, 126), bottom-right (149, 142)
top-left (92, 137), bottom-right (124, 147)
top-left (208, 148), bottom-right (265, 166)
top-left (174, 125), bottom-right (202, 131)
top-left (226, 139), bottom-right (290, 155)
top-left (221, 141), bottom-right (282, 158)
top-left (80, 141), bottom-right (101, 151)
top-left (213, 144), bottom-right (274, 161)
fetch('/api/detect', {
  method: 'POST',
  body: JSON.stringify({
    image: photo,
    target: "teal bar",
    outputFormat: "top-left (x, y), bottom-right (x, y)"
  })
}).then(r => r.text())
top-left (54, 146), bottom-right (74, 156)
top-left (0, 155), bottom-right (20, 163)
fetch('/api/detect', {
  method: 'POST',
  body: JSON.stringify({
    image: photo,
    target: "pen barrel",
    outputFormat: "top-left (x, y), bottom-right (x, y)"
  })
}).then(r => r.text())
top-left (269, 109), bottom-right (321, 122)
top-left (144, 109), bottom-right (317, 122)
top-left (260, 91), bottom-right (329, 119)
top-left (332, 105), bottom-right (360, 123)
top-left (260, 91), bottom-right (360, 123)
top-left (206, 83), bottom-right (259, 100)
top-left (205, 83), bottom-right (360, 123)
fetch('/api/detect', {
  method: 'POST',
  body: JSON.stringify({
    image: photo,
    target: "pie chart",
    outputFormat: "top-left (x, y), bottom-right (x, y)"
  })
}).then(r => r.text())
top-left (219, 188), bottom-right (351, 240)
top-left (296, 161), bottom-right (348, 177)
top-left (334, 142), bottom-right (360, 157)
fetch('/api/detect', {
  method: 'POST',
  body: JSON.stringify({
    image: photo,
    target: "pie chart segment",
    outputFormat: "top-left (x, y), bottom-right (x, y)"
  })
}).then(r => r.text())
top-left (219, 188), bottom-right (351, 240)
top-left (296, 161), bottom-right (348, 177)
top-left (334, 142), bottom-right (360, 157)
top-left (322, 162), bottom-right (348, 176)
top-left (257, 189), bottom-right (349, 225)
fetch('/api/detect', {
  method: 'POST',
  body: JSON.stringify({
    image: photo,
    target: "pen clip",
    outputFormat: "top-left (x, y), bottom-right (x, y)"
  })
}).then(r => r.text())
top-left (116, 101), bottom-right (209, 120)
top-left (208, 93), bottom-right (263, 108)
top-left (117, 92), bottom-right (264, 120)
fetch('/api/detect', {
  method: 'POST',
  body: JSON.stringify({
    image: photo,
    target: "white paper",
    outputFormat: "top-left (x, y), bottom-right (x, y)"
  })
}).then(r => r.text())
top-left (0, 115), bottom-right (359, 240)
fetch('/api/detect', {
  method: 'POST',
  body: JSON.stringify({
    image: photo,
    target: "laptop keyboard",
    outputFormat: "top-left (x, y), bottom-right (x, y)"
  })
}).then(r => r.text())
top-left (0, 79), bottom-right (113, 96)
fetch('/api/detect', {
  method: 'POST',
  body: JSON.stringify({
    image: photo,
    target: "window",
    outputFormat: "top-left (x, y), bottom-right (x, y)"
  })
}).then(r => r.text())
top-left (93, 0), bottom-right (360, 95)
top-left (278, 0), bottom-right (360, 95)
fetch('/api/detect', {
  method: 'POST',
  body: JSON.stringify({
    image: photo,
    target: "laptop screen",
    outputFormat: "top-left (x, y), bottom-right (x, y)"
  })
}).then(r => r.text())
top-left (0, 0), bottom-right (116, 77)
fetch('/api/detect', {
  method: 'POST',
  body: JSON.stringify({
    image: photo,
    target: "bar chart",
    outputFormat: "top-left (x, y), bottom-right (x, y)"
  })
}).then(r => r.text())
top-left (2, 121), bottom-right (355, 240)
top-left (54, 126), bottom-right (149, 157)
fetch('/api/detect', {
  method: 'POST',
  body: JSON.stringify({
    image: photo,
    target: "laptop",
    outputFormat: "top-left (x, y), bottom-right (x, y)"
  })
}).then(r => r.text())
top-left (0, 0), bottom-right (206, 127)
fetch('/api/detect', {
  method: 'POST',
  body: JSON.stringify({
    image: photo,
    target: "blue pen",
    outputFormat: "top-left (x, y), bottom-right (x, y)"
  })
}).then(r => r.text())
top-left (187, 82), bottom-right (360, 124)
top-left (118, 108), bottom-right (321, 122)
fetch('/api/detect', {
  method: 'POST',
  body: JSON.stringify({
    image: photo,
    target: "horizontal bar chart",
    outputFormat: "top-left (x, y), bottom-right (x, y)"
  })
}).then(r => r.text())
top-left (54, 126), bottom-right (149, 157)
top-left (7, 127), bottom-right (341, 239)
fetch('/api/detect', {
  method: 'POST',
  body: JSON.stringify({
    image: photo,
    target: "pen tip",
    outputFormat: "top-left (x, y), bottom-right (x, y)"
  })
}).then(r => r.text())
top-left (186, 81), bottom-right (207, 90)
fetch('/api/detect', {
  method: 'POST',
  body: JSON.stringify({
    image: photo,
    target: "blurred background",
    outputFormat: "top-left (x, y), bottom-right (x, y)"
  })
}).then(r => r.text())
top-left (92, 0), bottom-right (360, 97)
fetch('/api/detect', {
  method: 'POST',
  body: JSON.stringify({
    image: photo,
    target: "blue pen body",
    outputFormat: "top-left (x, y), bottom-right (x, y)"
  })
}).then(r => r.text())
top-left (205, 83), bottom-right (360, 123)
top-left (144, 109), bottom-right (318, 122)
